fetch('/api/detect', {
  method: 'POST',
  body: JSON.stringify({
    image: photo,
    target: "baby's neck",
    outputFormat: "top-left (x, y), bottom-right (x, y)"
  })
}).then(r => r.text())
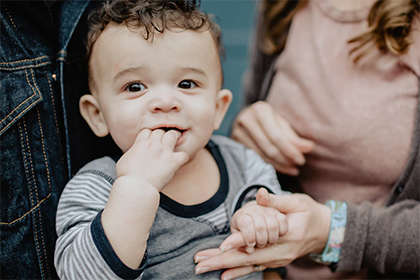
top-left (161, 147), bottom-right (220, 205)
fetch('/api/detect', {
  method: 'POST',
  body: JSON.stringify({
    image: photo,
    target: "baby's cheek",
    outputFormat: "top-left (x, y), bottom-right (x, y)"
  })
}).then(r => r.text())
top-left (109, 125), bottom-right (137, 153)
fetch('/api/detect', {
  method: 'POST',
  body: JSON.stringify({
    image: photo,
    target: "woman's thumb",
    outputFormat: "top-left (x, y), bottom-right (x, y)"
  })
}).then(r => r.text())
top-left (256, 188), bottom-right (303, 213)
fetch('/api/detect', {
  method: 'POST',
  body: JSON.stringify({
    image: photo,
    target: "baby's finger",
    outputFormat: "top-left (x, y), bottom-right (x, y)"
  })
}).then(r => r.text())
top-left (173, 151), bottom-right (189, 167)
top-left (265, 211), bottom-right (280, 244)
top-left (136, 128), bottom-right (152, 143)
top-left (235, 214), bottom-right (256, 250)
top-left (276, 212), bottom-right (288, 236)
top-left (162, 130), bottom-right (181, 148)
top-left (150, 128), bottom-right (164, 140)
top-left (252, 213), bottom-right (268, 248)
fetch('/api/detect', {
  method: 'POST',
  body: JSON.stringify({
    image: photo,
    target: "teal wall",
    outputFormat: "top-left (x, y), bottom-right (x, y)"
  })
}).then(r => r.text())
top-left (201, 0), bottom-right (257, 136)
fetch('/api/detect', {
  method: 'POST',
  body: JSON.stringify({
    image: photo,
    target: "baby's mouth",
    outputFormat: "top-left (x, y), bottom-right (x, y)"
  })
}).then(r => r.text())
top-left (159, 127), bottom-right (186, 134)
top-left (153, 126), bottom-right (188, 146)
top-left (152, 125), bottom-right (188, 136)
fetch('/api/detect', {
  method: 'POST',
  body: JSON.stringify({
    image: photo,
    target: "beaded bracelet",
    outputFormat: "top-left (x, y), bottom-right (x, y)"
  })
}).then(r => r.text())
top-left (310, 200), bottom-right (347, 266)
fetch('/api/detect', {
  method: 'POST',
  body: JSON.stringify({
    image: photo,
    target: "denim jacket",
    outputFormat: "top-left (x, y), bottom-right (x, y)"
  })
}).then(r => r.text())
top-left (0, 1), bottom-right (121, 278)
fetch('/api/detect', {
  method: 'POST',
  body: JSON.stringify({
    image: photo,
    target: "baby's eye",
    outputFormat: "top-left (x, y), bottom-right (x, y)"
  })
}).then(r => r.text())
top-left (178, 80), bottom-right (197, 89)
top-left (124, 82), bottom-right (146, 92)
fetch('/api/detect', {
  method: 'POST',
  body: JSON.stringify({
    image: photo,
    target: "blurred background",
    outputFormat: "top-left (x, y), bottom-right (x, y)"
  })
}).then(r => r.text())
top-left (201, 0), bottom-right (257, 136)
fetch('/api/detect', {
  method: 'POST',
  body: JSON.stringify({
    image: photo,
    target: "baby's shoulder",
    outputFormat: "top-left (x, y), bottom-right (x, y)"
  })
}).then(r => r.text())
top-left (75, 156), bottom-right (117, 183)
top-left (210, 134), bottom-right (259, 165)
top-left (210, 134), bottom-right (247, 152)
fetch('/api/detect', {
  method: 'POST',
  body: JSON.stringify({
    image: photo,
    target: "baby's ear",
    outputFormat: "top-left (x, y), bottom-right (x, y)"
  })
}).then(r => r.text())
top-left (213, 89), bottom-right (232, 130)
top-left (79, 94), bottom-right (109, 137)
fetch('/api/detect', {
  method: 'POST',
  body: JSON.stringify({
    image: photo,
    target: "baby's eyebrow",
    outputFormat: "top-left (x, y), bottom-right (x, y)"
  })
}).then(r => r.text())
top-left (179, 67), bottom-right (206, 77)
top-left (113, 66), bottom-right (147, 82)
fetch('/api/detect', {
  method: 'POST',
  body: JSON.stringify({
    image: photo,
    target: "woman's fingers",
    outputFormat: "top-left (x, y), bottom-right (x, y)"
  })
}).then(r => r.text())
top-left (220, 265), bottom-right (266, 280)
top-left (254, 103), bottom-right (306, 165)
top-left (195, 248), bottom-right (251, 274)
top-left (219, 232), bottom-right (246, 252)
top-left (195, 245), bottom-right (284, 274)
top-left (257, 189), bottom-right (307, 213)
top-left (237, 109), bottom-right (287, 164)
top-left (233, 101), bottom-right (315, 175)
top-left (232, 118), bottom-right (299, 176)
top-left (194, 248), bottom-right (220, 263)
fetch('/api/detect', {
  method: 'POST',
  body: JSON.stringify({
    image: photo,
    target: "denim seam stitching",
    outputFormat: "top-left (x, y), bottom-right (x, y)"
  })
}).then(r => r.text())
top-left (0, 56), bottom-right (49, 65)
top-left (22, 116), bottom-right (46, 278)
top-left (34, 76), bottom-right (53, 192)
top-left (0, 61), bottom-right (51, 71)
top-left (0, 98), bottom-right (41, 135)
top-left (24, 71), bottom-right (50, 277)
top-left (0, 70), bottom-right (40, 133)
top-left (0, 121), bottom-right (51, 234)
top-left (36, 106), bottom-right (52, 276)
top-left (0, 194), bottom-right (51, 225)
top-left (46, 72), bottom-right (60, 138)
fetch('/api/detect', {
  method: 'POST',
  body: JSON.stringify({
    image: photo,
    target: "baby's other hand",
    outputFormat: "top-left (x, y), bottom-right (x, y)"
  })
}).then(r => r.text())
top-left (116, 128), bottom-right (189, 191)
top-left (222, 197), bottom-right (288, 253)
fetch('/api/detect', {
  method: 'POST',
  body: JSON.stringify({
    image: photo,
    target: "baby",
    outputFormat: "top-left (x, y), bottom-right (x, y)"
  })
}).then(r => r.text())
top-left (54, 1), bottom-right (287, 279)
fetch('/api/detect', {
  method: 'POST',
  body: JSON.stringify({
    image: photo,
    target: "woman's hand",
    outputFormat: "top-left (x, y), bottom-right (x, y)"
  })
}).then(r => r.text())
top-left (231, 101), bottom-right (314, 175)
top-left (228, 200), bottom-right (288, 253)
top-left (194, 189), bottom-right (331, 280)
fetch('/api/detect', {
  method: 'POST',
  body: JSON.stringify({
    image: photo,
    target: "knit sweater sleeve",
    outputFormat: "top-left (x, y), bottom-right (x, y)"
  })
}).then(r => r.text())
top-left (338, 200), bottom-right (420, 275)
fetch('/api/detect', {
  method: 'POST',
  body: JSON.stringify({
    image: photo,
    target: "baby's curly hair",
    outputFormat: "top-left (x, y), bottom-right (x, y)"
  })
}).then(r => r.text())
top-left (86, 0), bottom-right (222, 60)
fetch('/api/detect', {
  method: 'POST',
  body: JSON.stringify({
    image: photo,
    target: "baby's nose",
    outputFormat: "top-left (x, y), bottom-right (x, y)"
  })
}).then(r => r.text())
top-left (149, 97), bottom-right (181, 113)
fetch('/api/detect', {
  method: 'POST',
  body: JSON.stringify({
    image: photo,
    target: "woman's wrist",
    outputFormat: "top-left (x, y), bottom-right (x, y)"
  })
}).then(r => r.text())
top-left (310, 200), bottom-right (347, 266)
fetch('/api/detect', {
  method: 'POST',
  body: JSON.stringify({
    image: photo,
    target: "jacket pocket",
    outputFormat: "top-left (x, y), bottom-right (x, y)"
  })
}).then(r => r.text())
top-left (0, 56), bottom-right (52, 224)
top-left (0, 56), bottom-right (50, 136)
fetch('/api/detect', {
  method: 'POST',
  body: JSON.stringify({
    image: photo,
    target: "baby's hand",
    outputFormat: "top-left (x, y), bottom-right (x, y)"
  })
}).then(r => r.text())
top-left (221, 199), bottom-right (288, 253)
top-left (116, 128), bottom-right (189, 191)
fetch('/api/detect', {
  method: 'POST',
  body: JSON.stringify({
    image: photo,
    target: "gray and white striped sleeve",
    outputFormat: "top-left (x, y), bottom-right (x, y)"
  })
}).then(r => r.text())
top-left (54, 169), bottom-right (144, 279)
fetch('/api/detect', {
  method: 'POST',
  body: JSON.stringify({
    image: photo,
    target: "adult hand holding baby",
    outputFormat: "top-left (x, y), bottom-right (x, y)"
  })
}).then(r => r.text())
top-left (195, 188), bottom-right (331, 280)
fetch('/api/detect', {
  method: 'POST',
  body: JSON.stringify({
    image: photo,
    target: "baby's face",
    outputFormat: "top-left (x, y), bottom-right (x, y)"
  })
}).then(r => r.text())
top-left (89, 23), bottom-right (230, 158)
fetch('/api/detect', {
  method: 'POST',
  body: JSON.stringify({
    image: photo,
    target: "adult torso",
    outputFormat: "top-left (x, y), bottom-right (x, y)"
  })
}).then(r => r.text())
top-left (265, 0), bottom-right (420, 278)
